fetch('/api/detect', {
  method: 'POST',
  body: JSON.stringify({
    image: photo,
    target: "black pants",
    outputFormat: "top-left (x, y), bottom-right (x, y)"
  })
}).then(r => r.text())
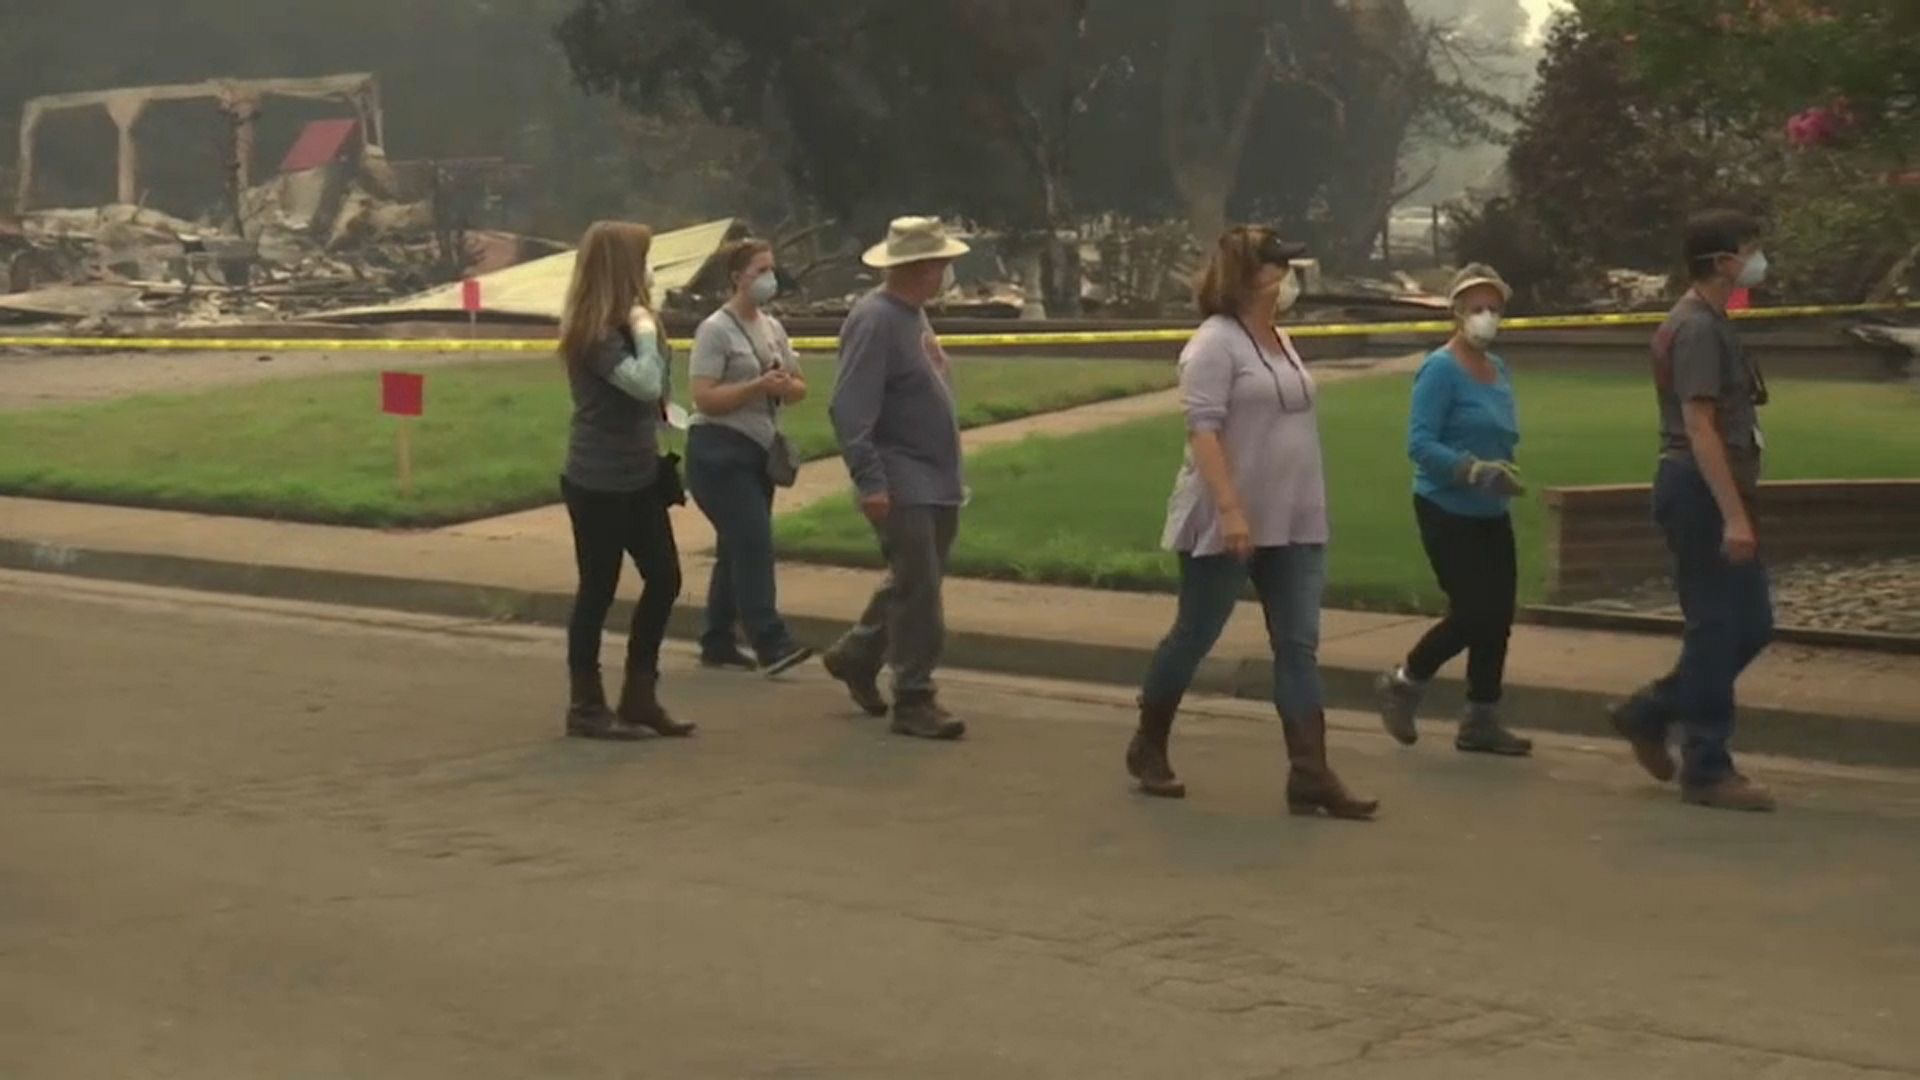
top-left (1404, 496), bottom-right (1516, 704)
top-left (561, 476), bottom-right (682, 675)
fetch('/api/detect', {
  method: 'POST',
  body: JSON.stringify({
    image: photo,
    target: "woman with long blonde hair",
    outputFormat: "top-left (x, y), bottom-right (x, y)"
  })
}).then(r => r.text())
top-left (556, 221), bottom-right (693, 740)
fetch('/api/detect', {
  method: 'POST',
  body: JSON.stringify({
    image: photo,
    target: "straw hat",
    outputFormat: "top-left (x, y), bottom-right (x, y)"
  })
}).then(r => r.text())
top-left (862, 216), bottom-right (972, 269)
top-left (1448, 262), bottom-right (1513, 304)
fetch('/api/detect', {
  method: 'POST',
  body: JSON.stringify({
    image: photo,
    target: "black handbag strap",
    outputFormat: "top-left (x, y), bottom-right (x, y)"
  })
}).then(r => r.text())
top-left (722, 308), bottom-right (784, 419)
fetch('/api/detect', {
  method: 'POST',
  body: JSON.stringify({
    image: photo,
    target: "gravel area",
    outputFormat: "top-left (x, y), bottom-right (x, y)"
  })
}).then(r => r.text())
top-left (1583, 555), bottom-right (1920, 636)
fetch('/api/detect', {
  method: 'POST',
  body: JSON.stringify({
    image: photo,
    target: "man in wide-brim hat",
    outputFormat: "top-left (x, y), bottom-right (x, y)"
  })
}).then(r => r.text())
top-left (822, 217), bottom-right (972, 741)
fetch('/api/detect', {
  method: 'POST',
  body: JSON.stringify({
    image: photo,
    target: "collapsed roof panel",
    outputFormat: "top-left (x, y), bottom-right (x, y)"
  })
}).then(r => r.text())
top-left (314, 218), bottom-right (737, 323)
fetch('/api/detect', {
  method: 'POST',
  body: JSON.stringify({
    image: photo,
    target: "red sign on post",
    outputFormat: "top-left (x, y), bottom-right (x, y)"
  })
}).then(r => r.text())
top-left (381, 371), bottom-right (425, 417)
top-left (382, 371), bottom-right (425, 499)
top-left (461, 277), bottom-right (482, 314)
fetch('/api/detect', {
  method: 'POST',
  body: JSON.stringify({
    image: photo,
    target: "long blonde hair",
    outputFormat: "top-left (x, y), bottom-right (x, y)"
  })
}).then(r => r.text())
top-left (558, 221), bottom-right (654, 369)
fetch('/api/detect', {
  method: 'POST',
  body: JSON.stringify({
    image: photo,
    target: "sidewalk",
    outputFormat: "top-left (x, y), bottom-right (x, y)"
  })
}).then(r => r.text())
top-left (5, 493), bottom-right (1916, 769)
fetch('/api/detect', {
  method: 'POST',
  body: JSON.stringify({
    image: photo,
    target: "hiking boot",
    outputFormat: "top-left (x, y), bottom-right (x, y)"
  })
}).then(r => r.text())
top-left (823, 646), bottom-right (889, 717)
top-left (1282, 709), bottom-right (1377, 821)
top-left (565, 668), bottom-right (641, 741)
top-left (761, 644), bottom-right (816, 679)
top-left (617, 665), bottom-right (696, 738)
top-left (1125, 696), bottom-right (1186, 799)
top-left (1374, 666), bottom-right (1423, 746)
top-left (1682, 773), bottom-right (1777, 813)
top-left (1608, 697), bottom-right (1677, 782)
top-left (890, 694), bottom-right (966, 741)
top-left (699, 644), bottom-right (758, 672)
top-left (1455, 703), bottom-right (1533, 757)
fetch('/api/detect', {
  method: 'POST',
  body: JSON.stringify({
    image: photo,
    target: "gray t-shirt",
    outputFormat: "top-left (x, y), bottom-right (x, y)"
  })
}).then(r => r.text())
top-left (1653, 294), bottom-right (1765, 490)
top-left (689, 307), bottom-right (799, 450)
top-left (829, 289), bottom-right (964, 507)
top-left (563, 323), bottom-right (666, 493)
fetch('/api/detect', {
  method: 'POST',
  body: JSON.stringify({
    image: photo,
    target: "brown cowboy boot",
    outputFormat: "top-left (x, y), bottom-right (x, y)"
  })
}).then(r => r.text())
top-left (617, 664), bottom-right (696, 738)
top-left (1125, 696), bottom-right (1186, 798)
top-left (1282, 709), bottom-right (1378, 821)
top-left (565, 668), bottom-right (640, 741)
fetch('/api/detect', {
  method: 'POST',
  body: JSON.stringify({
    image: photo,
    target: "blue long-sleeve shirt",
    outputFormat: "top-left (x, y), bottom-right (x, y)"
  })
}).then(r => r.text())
top-left (1408, 347), bottom-right (1520, 518)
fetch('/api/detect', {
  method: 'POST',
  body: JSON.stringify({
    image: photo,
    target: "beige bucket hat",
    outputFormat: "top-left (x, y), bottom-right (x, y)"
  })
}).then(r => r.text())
top-left (863, 216), bottom-right (972, 269)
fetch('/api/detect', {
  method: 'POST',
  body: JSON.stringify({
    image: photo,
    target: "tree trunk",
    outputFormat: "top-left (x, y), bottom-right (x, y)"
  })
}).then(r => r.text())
top-left (1162, 6), bottom-right (1274, 246)
top-left (1178, 171), bottom-right (1230, 250)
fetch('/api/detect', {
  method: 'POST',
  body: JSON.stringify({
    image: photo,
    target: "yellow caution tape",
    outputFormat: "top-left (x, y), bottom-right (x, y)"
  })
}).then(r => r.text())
top-left (0, 301), bottom-right (1910, 354)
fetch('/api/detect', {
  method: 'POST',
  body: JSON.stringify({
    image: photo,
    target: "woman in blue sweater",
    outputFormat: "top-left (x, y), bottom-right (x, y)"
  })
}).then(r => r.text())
top-left (1376, 264), bottom-right (1533, 757)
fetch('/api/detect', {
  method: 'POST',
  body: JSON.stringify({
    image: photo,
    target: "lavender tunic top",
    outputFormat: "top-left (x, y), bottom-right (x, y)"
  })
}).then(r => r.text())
top-left (1161, 315), bottom-right (1330, 555)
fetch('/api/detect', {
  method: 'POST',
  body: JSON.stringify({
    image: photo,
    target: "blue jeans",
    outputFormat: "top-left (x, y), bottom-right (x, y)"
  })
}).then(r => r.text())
top-left (685, 424), bottom-right (798, 663)
top-left (1621, 459), bottom-right (1774, 787)
top-left (1141, 545), bottom-right (1327, 724)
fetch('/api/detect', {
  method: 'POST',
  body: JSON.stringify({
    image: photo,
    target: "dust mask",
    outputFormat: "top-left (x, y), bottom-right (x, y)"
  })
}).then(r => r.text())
top-left (748, 270), bottom-right (778, 305)
top-left (1736, 250), bottom-right (1768, 288)
top-left (1464, 311), bottom-right (1500, 347)
top-left (1275, 274), bottom-right (1302, 314)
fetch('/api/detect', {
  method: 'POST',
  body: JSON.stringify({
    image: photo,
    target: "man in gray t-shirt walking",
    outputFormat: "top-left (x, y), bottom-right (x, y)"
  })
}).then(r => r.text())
top-left (1610, 210), bottom-right (1777, 812)
top-left (822, 217), bottom-right (970, 740)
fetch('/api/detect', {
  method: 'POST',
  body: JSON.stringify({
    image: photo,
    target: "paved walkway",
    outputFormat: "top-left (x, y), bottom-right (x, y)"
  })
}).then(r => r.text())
top-left (6, 573), bottom-right (1918, 1078)
top-left (4, 493), bottom-right (1916, 768)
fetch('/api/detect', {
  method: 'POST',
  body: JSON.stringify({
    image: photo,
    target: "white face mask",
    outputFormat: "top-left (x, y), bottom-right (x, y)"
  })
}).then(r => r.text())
top-left (1736, 250), bottom-right (1768, 288)
top-left (940, 264), bottom-right (957, 293)
top-left (747, 269), bottom-right (778, 305)
top-left (1464, 310), bottom-right (1501, 347)
top-left (1275, 274), bottom-right (1302, 314)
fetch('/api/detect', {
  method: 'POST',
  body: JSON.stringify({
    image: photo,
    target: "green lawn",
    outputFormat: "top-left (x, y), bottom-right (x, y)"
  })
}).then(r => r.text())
top-left (0, 354), bottom-right (1174, 527)
top-left (775, 371), bottom-right (1920, 612)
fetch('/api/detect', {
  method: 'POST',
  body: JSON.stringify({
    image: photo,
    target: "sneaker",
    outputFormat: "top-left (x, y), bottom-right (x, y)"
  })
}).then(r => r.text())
top-left (1375, 667), bottom-right (1422, 746)
top-left (890, 696), bottom-right (966, 741)
top-left (762, 644), bottom-right (816, 679)
top-left (1682, 773), bottom-right (1777, 813)
top-left (1608, 699), bottom-right (1677, 782)
top-left (822, 648), bottom-right (889, 717)
top-left (1455, 704), bottom-right (1533, 757)
top-left (699, 645), bottom-right (758, 672)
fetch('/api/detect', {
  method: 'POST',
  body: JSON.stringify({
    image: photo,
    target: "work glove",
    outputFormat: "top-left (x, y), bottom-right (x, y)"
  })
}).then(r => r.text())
top-left (1460, 457), bottom-right (1526, 498)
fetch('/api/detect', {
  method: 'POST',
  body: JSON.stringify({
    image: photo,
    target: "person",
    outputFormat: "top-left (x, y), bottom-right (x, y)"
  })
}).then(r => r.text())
top-left (685, 238), bottom-right (815, 677)
top-left (1374, 264), bottom-right (1534, 757)
top-left (556, 220), bottom-right (695, 741)
top-left (1608, 209), bottom-right (1777, 812)
top-left (821, 216), bottom-right (970, 741)
top-left (1127, 225), bottom-right (1377, 820)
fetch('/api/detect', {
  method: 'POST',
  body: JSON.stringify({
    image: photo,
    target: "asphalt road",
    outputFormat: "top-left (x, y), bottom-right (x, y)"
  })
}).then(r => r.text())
top-left (2, 571), bottom-right (1916, 1079)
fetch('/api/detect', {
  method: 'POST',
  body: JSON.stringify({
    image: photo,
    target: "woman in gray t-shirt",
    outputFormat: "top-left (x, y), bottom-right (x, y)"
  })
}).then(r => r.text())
top-left (685, 239), bottom-right (814, 676)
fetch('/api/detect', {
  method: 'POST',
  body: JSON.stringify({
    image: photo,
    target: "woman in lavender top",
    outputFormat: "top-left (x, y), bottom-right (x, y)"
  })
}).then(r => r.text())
top-left (1126, 226), bottom-right (1376, 821)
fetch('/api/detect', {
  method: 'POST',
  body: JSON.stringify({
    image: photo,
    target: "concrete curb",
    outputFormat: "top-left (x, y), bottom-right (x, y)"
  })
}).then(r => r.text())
top-left (5, 536), bottom-right (1916, 771)
top-left (1523, 604), bottom-right (1920, 657)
